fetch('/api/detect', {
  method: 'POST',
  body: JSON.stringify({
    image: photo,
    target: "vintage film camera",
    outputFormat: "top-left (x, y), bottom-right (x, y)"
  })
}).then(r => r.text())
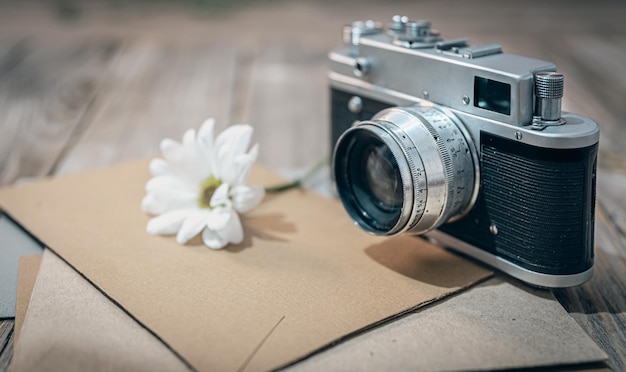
top-left (330, 16), bottom-right (599, 288)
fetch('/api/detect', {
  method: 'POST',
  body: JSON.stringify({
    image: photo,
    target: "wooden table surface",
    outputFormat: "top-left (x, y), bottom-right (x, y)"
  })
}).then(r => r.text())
top-left (0, 0), bottom-right (625, 370)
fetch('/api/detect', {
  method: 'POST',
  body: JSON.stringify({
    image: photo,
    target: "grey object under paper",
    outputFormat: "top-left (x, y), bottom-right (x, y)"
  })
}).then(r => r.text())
top-left (0, 214), bottom-right (43, 318)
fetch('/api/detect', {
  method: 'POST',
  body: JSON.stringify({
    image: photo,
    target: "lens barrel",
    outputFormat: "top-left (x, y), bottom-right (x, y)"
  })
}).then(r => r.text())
top-left (333, 106), bottom-right (479, 236)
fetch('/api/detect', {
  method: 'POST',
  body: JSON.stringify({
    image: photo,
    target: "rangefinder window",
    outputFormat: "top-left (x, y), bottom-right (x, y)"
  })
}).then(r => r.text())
top-left (474, 77), bottom-right (511, 115)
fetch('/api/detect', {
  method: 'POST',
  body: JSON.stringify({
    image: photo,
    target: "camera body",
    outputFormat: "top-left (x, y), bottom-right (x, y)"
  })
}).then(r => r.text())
top-left (330, 17), bottom-right (599, 288)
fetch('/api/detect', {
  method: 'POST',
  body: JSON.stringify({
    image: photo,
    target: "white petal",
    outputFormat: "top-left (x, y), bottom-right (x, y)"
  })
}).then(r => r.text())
top-left (158, 133), bottom-right (203, 185)
top-left (227, 142), bottom-right (259, 187)
top-left (141, 193), bottom-right (197, 216)
top-left (230, 185), bottom-right (265, 213)
top-left (215, 125), bottom-right (254, 184)
top-left (232, 153), bottom-right (253, 187)
top-left (145, 175), bottom-right (197, 196)
top-left (160, 138), bottom-right (183, 163)
top-left (182, 128), bottom-right (196, 149)
top-left (180, 129), bottom-right (208, 184)
top-left (199, 118), bottom-right (215, 137)
top-left (141, 194), bottom-right (163, 215)
top-left (176, 209), bottom-right (211, 244)
top-left (198, 118), bottom-right (215, 150)
top-left (146, 209), bottom-right (195, 235)
top-left (202, 228), bottom-right (227, 249)
top-left (247, 143), bottom-right (259, 162)
top-left (206, 207), bottom-right (232, 231)
top-left (202, 209), bottom-right (243, 249)
top-left (220, 209), bottom-right (244, 244)
top-left (215, 124), bottom-right (253, 158)
top-left (197, 118), bottom-right (216, 178)
top-left (149, 158), bottom-right (170, 177)
top-left (209, 183), bottom-right (232, 209)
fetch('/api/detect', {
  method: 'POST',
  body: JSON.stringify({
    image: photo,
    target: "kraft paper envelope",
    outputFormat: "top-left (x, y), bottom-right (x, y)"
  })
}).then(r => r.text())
top-left (0, 159), bottom-right (491, 371)
top-left (11, 250), bottom-right (186, 372)
top-left (289, 275), bottom-right (609, 371)
top-left (13, 253), bottom-right (41, 342)
top-left (12, 250), bottom-right (607, 371)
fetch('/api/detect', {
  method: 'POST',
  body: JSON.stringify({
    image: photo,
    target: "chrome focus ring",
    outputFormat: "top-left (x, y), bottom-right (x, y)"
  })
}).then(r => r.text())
top-left (409, 106), bottom-right (479, 224)
top-left (332, 104), bottom-right (479, 236)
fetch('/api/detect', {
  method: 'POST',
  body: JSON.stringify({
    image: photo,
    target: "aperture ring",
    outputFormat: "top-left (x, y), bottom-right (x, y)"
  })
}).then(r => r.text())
top-left (371, 106), bottom-right (477, 234)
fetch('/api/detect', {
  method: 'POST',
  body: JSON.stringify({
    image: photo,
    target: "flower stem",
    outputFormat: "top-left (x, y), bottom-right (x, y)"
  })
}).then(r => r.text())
top-left (265, 156), bottom-right (330, 193)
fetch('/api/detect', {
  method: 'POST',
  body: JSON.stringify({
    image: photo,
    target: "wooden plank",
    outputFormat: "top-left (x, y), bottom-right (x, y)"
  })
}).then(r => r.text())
top-left (553, 160), bottom-right (626, 371)
top-left (557, 36), bottom-right (626, 155)
top-left (0, 320), bottom-right (13, 370)
top-left (0, 38), bottom-right (120, 185)
top-left (554, 203), bottom-right (626, 371)
top-left (55, 41), bottom-right (239, 174)
top-left (596, 168), bottom-right (626, 262)
top-left (0, 1), bottom-right (624, 370)
top-left (241, 43), bottom-right (329, 170)
top-left (0, 40), bottom-right (29, 79)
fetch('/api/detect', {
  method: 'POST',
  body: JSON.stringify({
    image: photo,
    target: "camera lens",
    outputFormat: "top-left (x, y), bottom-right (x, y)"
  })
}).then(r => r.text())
top-left (336, 130), bottom-right (405, 233)
top-left (363, 140), bottom-right (403, 211)
top-left (333, 106), bottom-right (479, 236)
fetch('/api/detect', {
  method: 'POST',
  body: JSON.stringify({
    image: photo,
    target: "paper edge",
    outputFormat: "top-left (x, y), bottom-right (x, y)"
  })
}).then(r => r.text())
top-left (14, 253), bottom-right (42, 343)
top-left (276, 272), bottom-right (495, 370)
top-left (39, 248), bottom-right (196, 371)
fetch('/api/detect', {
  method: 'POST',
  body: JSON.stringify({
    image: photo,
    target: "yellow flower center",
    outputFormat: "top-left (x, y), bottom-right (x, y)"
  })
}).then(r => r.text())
top-left (198, 177), bottom-right (222, 209)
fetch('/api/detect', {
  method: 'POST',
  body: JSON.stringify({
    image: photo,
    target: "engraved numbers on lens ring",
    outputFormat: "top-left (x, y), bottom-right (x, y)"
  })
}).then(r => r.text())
top-left (421, 109), bottom-right (471, 168)
top-left (413, 107), bottom-right (474, 224)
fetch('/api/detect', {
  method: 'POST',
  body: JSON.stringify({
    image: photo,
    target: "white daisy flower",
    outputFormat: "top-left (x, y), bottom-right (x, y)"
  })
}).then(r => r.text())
top-left (141, 118), bottom-right (265, 249)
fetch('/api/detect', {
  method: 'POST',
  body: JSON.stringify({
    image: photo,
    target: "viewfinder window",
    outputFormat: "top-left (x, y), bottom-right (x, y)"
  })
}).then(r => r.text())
top-left (474, 77), bottom-right (511, 115)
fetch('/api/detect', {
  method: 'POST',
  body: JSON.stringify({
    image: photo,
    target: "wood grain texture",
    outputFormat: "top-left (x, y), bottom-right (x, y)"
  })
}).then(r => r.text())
top-left (0, 38), bottom-right (119, 184)
top-left (0, 320), bottom-right (13, 370)
top-left (0, 0), bottom-right (625, 370)
top-left (554, 203), bottom-right (626, 370)
top-left (241, 43), bottom-right (329, 169)
top-left (54, 41), bottom-right (238, 175)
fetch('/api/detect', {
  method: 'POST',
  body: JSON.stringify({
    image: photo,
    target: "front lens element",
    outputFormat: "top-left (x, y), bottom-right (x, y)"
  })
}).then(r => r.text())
top-left (337, 130), bottom-right (405, 234)
top-left (363, 140), bottom-right (403, 212)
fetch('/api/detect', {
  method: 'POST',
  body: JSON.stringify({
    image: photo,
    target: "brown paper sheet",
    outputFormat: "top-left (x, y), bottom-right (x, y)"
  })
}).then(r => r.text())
top-left (289, 276), bottom-right (608, 371)
top-left (12, 252), bottom-right (607, 371)
top-left (10, 250), bottom-right (187, 372)
top-left (0, 159), bottom-right (491, 371)
top-left (13, 254), bottom-right (41, 342)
